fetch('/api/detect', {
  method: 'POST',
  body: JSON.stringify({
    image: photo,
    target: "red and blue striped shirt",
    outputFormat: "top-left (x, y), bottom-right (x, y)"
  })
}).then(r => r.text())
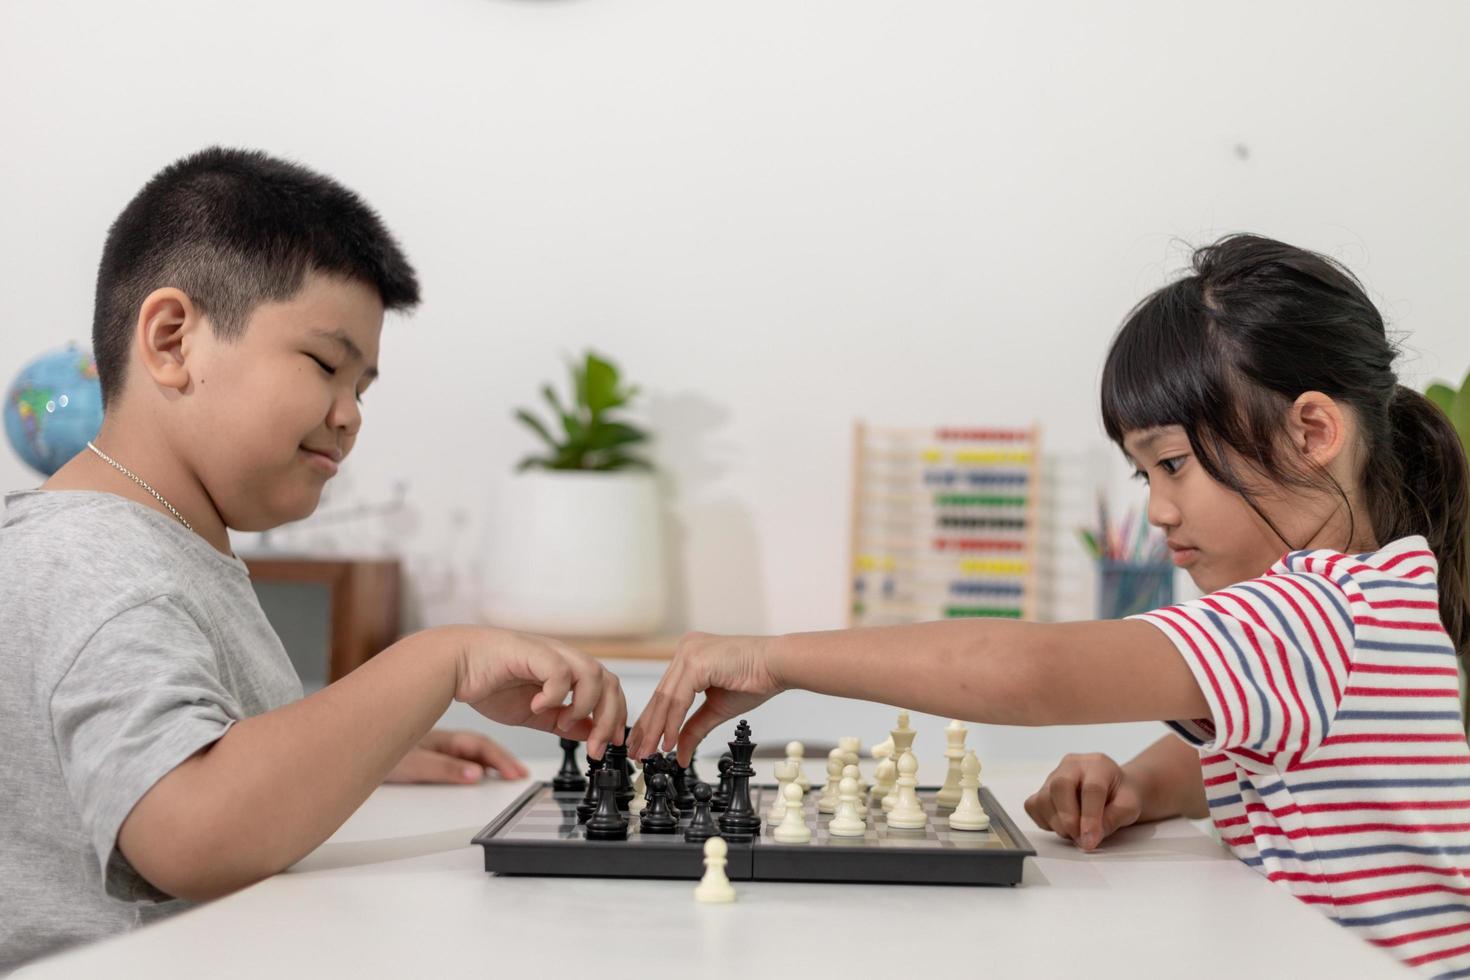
top-left (1133, 535), bottom-right (1470, 977)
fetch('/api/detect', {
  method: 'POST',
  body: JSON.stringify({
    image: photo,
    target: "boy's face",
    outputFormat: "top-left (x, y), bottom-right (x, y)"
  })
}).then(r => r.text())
top-left (184, 272), bottom-right (384, 531)
top-left (1122, 425), bottom-right (1318, 594)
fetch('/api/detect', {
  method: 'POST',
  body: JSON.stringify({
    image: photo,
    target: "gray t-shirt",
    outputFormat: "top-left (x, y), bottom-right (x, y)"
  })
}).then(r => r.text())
top-left (0, 490), bottom-right (302, 972)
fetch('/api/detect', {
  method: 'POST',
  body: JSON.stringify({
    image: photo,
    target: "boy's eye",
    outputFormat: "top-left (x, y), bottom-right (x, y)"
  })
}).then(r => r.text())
top-left (307, 353), bottom-right (336, 375)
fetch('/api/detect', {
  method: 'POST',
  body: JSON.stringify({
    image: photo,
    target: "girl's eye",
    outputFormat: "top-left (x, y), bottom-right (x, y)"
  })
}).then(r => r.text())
top-left (1131, 468), bottom-right (1150, 484)
top-left (1159, 455), bottom-right (1187, 475)
top-left (307, 353), bottom-right (336, 376)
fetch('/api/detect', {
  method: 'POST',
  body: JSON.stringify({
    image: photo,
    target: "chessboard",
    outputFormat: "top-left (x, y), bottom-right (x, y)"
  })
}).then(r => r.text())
top-left (472, 781), bottom-right (1034, 887)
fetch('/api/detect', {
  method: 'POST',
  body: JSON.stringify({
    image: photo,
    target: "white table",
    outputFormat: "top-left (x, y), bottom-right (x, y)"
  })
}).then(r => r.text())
top-left (19, 760), bottom-right (1405, 979)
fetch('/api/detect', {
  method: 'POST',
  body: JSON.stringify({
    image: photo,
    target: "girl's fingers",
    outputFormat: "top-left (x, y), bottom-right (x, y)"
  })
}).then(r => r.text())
top-left (1048, 775), bottom-right (1082, 841)
top-left (1078, 778), bottom-right (1111, 849)
top-left (676, 699), bottom-right (731, 765)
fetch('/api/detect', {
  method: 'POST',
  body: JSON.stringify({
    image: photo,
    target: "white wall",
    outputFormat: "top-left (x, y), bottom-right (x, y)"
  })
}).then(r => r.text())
top-left (4, 0), bottom-right (1469, 762)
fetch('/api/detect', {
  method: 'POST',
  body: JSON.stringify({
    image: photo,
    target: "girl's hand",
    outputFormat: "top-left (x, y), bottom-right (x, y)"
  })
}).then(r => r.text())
top-left (453, 628), bottom-right (627, 758)
top-left (384, 729), bottom-right (529, 784)
top-left (1023, 752), bottom-right (1144, 850)
top-left (629, 632), bottom-right (783, 763)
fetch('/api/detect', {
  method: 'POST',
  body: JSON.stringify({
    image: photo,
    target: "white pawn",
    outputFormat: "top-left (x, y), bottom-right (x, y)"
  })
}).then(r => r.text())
top-left (839, 736), bottom-right (867, 792)
top-left (629, 761), bottom-right (648, 816)
top-left (772, 782), bottom-right (812, 843)
top-left (936, 719), bottom-right (968, 809)
top-left (887, 750), bottom-right (928, 830)
top-left (817, 748), bottom-right (844, 814)
top-left (947, 750), bottom-right (991, 831)
top-left (768, 760), bottom-right (798, 822)
top-left (828, 776), bottom-right (867, 837)
top-left (842, 764), bottom-right (868, 817)
top-left (786, 741), bottom-right (812, 792)
top-left (694, 837), bottom-right (736, 903)
top-left (871, 756), bottom-right (898, 812)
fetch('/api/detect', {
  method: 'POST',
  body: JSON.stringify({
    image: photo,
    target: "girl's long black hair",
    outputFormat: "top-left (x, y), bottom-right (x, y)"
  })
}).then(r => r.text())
top-left (1100, 235), bottom-right (1470, 679)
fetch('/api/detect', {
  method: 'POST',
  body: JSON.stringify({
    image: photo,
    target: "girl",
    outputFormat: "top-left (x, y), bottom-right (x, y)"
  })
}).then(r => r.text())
top-left (629, 235), bottom-right (1470, 976)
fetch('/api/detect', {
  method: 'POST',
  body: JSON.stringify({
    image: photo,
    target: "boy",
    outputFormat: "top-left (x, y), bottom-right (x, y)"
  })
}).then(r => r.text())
top-left (0, 148), bottom-right (627, 970)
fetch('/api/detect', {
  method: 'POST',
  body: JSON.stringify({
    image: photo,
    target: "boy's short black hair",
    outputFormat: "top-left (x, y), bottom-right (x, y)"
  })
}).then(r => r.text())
top-left (91, 146), bottom-right (421, 406)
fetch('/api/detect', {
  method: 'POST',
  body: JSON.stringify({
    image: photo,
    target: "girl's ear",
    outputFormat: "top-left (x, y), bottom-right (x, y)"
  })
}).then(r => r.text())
top-left (1290, 391), bottom-right (1348, 467)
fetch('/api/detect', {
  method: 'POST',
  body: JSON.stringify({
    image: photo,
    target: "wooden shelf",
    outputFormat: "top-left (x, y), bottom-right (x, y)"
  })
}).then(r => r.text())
top-left (244, 555), bottom-right (402, 682)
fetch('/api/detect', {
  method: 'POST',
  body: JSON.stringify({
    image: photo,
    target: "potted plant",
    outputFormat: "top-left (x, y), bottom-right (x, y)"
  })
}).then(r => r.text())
top-left (480, 352), bottom-right (667, 637)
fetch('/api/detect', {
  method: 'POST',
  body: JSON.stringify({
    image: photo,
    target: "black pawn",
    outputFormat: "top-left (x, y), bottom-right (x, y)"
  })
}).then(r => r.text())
top-left (576, 754), bottom-right (606, 824)
top-left (711, 755), bottom-right (734, 812)
top-left (639, 773), bottom-right (679, 834)
top-left (605, 742), bottom-right (635, 810)
top-left (683, 782), bottom-right (720, 844)
top-left (585, 769), bottom-right (629, 841)
top-left (553, 738), bottom-right (586, 792)
top-left (667, 751), bottom-right (696, 813)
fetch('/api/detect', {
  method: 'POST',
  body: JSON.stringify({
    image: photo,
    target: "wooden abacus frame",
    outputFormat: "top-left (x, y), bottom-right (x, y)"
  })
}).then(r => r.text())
top-left (847, 421), bottom-right (1044, 627)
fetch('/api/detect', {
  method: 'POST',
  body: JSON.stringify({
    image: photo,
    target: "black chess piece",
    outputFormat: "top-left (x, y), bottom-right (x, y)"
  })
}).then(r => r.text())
top-left (717, 720), bottom-right (761, 842)
top-left (639, 772), bottom-right (679, 834)
top-left (553, 738), bottom-right (586, 792)
top-left (683, 782), bottom-right (720, 844)
top-left (576, 754), bottom-right (606, 824)
top-left (605, 741), bottom-right (635, 810)
top-left (711, 754), bottom-right (734, 812)
top-left (585, 769), bottom-right (629, 841)
top-left (682, 757), bottom-right (701, 790)
top-left (667, 751), bottom-right (696, 813)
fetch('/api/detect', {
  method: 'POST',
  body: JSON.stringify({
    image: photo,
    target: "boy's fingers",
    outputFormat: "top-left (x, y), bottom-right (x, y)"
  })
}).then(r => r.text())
top-left (1077, 778), bottom-right (1111, 849)
top-left (396, 748), bottom-right (483, 784)
top-left (553, 661), bottom-right (601, 732)
top-left (529, 662), bottom-right (574, 716)
top-left (1048, 777), bottom-right (1082, 841)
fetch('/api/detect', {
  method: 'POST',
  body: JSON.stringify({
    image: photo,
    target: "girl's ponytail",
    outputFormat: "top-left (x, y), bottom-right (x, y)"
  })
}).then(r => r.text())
top-left (1376, 386), bottom-right (1470, 658)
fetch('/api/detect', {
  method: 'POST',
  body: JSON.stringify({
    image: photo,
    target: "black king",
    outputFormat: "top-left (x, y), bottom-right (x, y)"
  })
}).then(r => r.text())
top-left (716, 719), bottom-right (762, 841)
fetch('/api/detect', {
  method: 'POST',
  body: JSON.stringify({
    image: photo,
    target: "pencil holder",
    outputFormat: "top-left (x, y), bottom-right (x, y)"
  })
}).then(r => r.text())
top-left (1097, 560), bottom-right (1174, 619)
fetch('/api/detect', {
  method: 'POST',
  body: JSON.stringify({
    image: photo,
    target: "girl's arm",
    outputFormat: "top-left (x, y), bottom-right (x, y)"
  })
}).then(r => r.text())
top-left (630, 618), bottom-right (1208, 762)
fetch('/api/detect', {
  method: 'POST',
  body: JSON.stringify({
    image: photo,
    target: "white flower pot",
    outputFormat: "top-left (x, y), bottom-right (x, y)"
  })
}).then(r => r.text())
top-left (481, 470), bottom-right (667, 637)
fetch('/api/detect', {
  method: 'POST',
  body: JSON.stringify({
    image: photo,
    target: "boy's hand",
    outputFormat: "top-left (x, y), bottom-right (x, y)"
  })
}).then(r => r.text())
top-left (454, 629), bottom-right (627, 758)
top-left (629, 632), bottom-right (782, 764)
top-left (1023, 752), bottom-right (1143, 850)
top-left (384, 729), bottom-right (529, 784)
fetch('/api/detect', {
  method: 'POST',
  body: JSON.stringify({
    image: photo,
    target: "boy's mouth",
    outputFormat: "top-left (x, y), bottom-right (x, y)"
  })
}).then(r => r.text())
top-left (299, 444), bottom-right (342, 476)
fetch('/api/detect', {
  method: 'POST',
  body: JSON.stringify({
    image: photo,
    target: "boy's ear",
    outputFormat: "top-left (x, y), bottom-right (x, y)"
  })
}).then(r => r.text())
top-left (134, 287), bottom-right (202, 393)
top-left (1291, 391), bottom-right (1346, 466)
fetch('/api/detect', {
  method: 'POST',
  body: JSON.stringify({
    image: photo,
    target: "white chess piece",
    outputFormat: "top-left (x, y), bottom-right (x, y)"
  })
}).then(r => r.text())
top-left (828, 775), bottom-right (867, 837)
top-left (817, 748), bottom-right (844, 814)
top-left (768, 760), bottom-right (798, 822)
top-left (947, 750), bottom-right (991, 831)
top-left (870, 735), bottom-right (894, 761)
top-left (838, 736), bottom-right (867, 793)
top-left (887, 749), bottom-right (929, 830)
top-left (871, 756), bottom-right (898, 812)
top-left (772, 782), bottom-right (812, 843)
top-left (694, 837), bottom-right (736, 903)
top-left (786, 740), bottom-right (812, 792)
top-left (882, 711), bottom-right (918, 811)
top-left (842, 764), bottom-right (868, 817)
top-left (629, 761), bottom-right (648, 816)
top-left (936, 719), bottom-right (968, 809)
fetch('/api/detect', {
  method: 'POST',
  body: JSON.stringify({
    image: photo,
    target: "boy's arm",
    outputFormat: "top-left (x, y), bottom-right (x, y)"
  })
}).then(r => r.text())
top-left (630, 619), bottom-right (1207, 762)
top-left (118, 627), bottom-right (623, 902)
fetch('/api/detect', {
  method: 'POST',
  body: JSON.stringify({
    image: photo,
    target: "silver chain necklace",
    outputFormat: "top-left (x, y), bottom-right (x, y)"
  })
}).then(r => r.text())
top-left (85, 441), bottom-right (193, 531)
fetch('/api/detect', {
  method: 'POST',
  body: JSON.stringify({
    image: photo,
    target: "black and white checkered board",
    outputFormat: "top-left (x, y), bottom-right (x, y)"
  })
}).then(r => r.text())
top-left (473, 782), bottom-right (1034, 886)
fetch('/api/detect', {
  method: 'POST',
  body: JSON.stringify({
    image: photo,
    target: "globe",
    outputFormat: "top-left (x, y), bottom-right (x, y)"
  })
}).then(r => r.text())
top-left (4, 344), bottom-right (104, 477)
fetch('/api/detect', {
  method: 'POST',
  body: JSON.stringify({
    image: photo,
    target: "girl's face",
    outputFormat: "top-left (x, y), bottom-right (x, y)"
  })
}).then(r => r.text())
top-left (1122, 424), bottom-right (1338, 593)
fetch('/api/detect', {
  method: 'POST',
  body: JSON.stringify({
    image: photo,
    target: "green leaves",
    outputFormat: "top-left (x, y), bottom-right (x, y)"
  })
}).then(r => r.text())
top-left (1426, 369), bottom-right (1470, 468)
top-left (514, 351), bottom-right (653, 472)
